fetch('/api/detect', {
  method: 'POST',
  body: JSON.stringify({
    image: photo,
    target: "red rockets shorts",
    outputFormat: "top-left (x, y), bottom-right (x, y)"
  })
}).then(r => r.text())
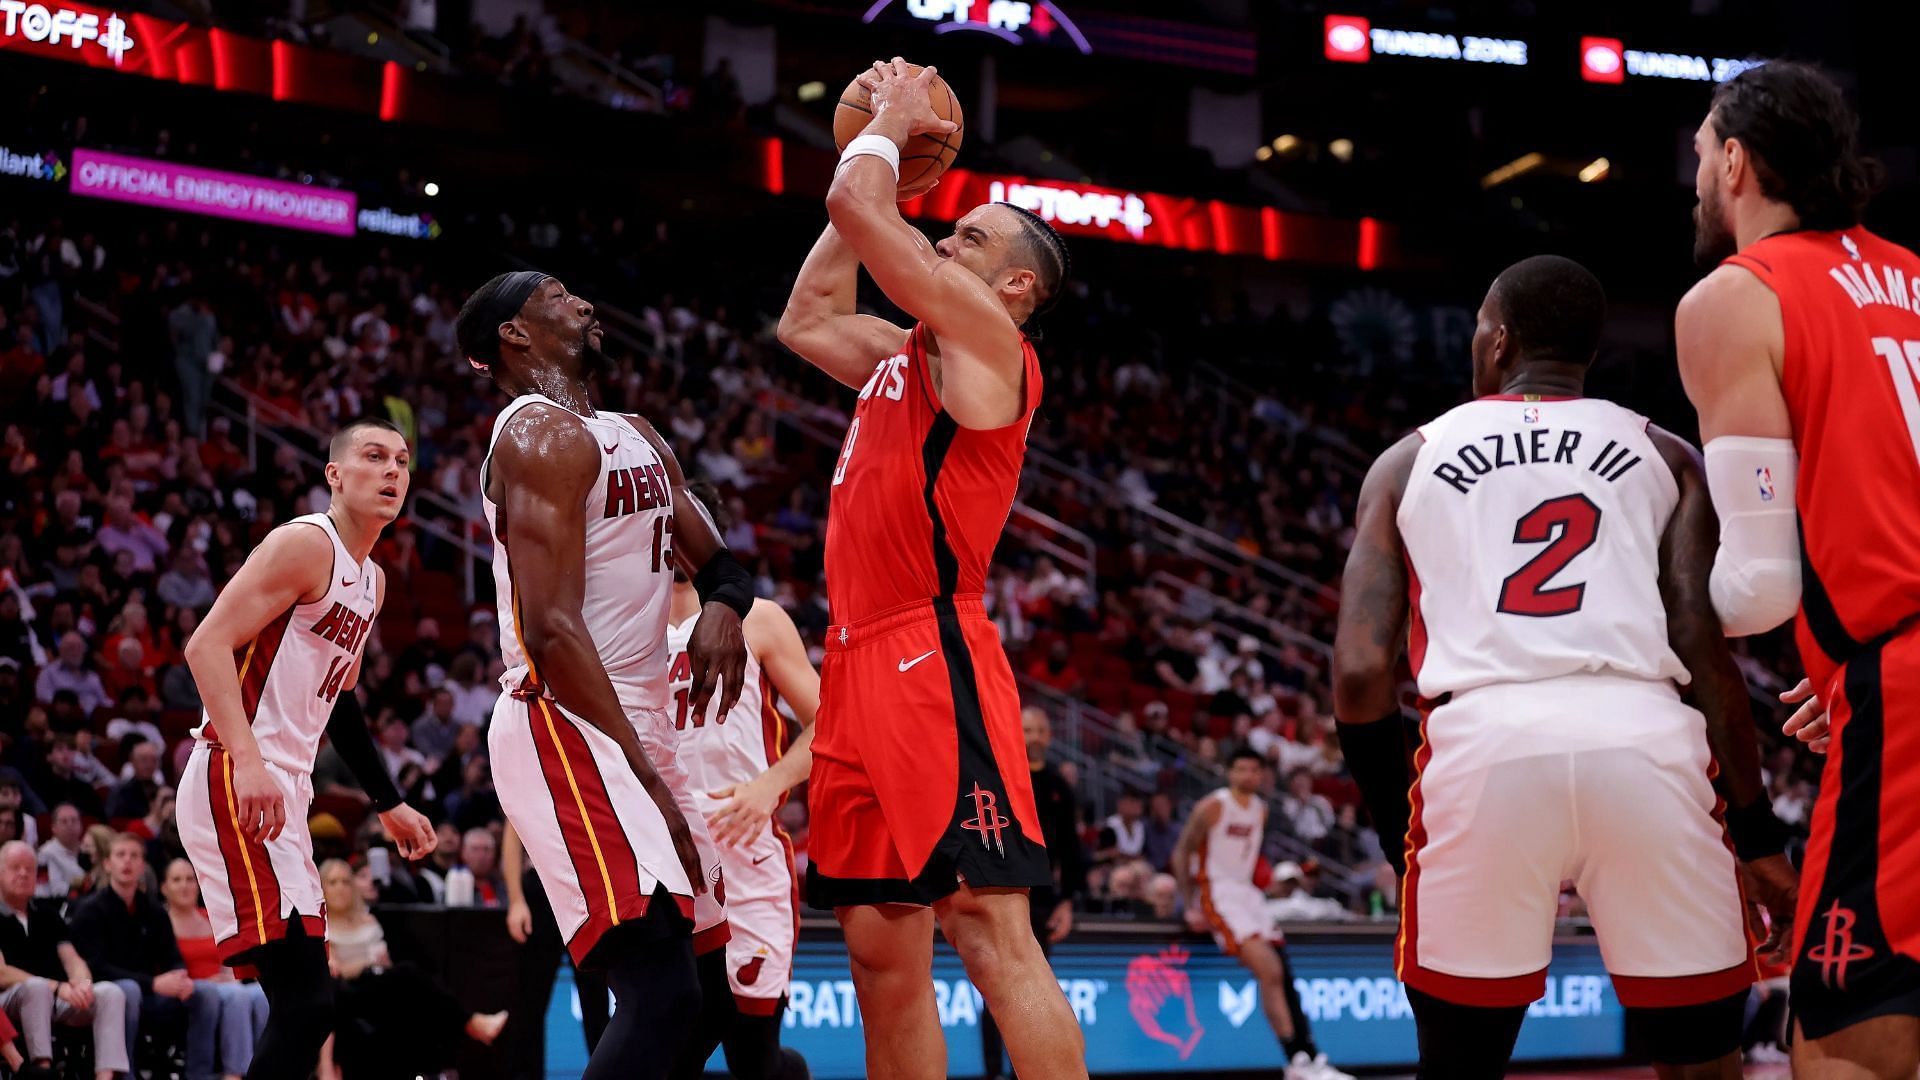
top-left (1791, 623), bottom-right (1920, 1039)
top-left (805, 596), bottom-right (1050, 907)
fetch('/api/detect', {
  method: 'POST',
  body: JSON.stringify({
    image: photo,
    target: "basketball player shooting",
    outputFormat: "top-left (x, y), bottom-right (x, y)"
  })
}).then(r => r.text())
top-left (776, 58), bottom-right (1086, 1080)
top-left (178, 418), bottom-right (437, 1079)
top-left (1333, 256), bottom-right (1796, 1079)
top-left (1674, 61), bottom-right (1920, 1074)
top-left (458, 271), bottom-right (755, 1080)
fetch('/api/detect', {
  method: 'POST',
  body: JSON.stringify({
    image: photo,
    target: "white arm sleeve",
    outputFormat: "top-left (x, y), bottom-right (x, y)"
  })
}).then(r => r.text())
top-left (1704, 436), bottom-right (1802, 637)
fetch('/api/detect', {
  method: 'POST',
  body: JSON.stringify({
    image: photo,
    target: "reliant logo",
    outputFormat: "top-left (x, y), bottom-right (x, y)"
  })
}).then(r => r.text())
top-left (357, 206), bottom-right (440, 240)
top-left (988, 179), bottom-right (1152, 239)
top-left (0, 146), bottom-right (63, 182)
top-left (0, 2), bottom-right (134, 64)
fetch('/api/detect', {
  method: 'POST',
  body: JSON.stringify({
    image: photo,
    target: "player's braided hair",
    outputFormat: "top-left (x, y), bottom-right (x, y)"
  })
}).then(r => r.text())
top-left (1710, 60), bottom-right (1883, 230)
top-left (997, 202), bottom-right (1072, 321)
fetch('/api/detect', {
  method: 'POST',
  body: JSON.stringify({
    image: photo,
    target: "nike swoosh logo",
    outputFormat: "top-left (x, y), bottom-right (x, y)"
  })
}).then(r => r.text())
top-left (341, 578), bottom-right (357, 588)
top-left (603, 443), bottom-right (618, 454)
top-left (752, 853), bottom-right (773, 866)
top-left (898, 650), bottom-right (937, 673)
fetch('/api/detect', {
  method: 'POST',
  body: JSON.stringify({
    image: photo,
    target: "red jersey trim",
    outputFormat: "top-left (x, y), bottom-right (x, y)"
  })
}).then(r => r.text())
top-left (1477, 394), bottom-right (1581, 402)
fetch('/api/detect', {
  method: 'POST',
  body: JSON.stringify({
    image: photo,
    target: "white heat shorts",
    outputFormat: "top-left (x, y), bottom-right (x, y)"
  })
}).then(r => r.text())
top-left (694, 790), bottom-right (800, 1011)
top-left (1201, 879), bottom-right (1276, 956)
top-left (178, 744), bottom-right (326, 962)
top-left (1398, 673), bottom-right (1756, 1008)
top-left (490, 691), bottom-right (699, 964)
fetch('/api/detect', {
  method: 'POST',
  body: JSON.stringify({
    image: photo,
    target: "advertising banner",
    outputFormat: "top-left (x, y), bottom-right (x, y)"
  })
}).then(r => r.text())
top-left (898, 168), bottom-right (1385, 267)
top-left (540, 935), bottom-right (1622, 1077)
top-left (68, 147), bottom-right (357, 236)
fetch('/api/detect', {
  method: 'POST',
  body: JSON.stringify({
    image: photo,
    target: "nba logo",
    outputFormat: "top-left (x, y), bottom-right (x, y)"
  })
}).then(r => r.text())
top-left (1522, 406), bottom-right (1541, 424)
top-left (1843, 235), bottom-right (1861, 261)
top-left (1756, 467), bottom-right (1776, 502)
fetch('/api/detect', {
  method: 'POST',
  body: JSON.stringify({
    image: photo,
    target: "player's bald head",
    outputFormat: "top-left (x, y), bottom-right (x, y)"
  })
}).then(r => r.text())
top-left (330, 417), bottom-right (406, 462)
top-left (1486, 256), bottom-right (1606, 367)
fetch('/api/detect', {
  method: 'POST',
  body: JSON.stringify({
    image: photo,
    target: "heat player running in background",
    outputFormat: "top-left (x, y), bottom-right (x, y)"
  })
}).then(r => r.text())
top-left (1334, 256), bottom-right (1796, 1080)
top-left (665, 482), bottom-right (815, 1080)
top-left (1675, 60), bottom-right (1920, 1075)
top-left (1172, 748), bottom-right (1349, 1080)
top-left (775, 58), bottom-right (1085, 1080)
top-left (458, 270), bottom-right (755, 1080)
top-left (179, 418), bottom-right (438, 1080)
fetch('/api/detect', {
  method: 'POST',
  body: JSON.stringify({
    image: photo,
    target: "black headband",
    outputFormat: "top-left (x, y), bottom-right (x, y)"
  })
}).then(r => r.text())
top-left (456, 270), bottom-right (549, 370)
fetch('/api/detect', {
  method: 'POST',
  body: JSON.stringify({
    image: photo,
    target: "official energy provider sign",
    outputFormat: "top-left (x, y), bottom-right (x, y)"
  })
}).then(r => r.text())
top-left (69, 148), bottom-right (357, 236)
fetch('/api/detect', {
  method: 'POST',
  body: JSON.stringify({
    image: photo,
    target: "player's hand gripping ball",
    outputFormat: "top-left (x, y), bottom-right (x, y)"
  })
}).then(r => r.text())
top-left (835, 58), bottom-right (964, 199)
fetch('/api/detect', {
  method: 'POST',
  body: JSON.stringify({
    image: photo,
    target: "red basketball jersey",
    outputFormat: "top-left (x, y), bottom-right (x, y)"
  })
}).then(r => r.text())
top-left (1723, 228), bottom-right (1920, 690)
top-left (824, 323), bottom-right (1042, 625)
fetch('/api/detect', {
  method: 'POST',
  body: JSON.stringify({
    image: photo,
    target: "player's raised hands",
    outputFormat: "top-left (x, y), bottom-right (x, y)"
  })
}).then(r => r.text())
top-left (689, 605), bottom-right (748, 719)
top-left (1780, 677), bottom-right (1831, 752)
top-left (706, 774), bottom-right (782, 848)
top-left (231, 758), bottom-right (286, 843)
top-left (378, 803), bottom-right (439, 860)
top-left (864, 57), bottom-right (960, 139)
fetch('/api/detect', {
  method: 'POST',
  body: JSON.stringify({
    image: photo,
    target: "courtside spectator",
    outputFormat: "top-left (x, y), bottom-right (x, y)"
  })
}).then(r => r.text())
top-left (69, 835), bottom-right (216, 1080)
top-left (0, 840), bottom-right (130, 1079)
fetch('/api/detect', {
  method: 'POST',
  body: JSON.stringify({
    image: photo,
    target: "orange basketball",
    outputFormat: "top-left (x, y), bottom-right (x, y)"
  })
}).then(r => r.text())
top-left (833, 63), bottom-right (964, 197)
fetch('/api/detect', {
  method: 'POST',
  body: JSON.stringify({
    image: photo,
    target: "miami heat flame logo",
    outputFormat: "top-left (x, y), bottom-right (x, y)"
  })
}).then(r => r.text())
top-left (960, 782), bottom-right (1010, 855)
top-left (1126, 945), bottom-right (1205, 1060)
top-left (738, 953), bottom-right (767, 986)
top-left (1805, 900), bottom-right (1873, 989)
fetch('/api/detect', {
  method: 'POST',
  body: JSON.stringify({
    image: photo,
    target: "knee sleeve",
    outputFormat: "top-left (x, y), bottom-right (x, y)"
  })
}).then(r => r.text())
top-left (1627, 991), bottom-right (1745, 1066)
top-left (1406, 986), bottom-right (1527, 1080)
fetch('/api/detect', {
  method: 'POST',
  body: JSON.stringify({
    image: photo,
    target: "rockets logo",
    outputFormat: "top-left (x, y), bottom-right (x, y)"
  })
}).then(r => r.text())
top-left (1126, 945), bottom-right (1204, 1059)
top-left (959, 782), bottom-right (1010, 855)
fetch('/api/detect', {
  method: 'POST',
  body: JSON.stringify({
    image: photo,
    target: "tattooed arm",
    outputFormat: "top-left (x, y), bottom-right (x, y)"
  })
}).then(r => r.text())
top-left (1332, 434), bottom-right (1421, 873)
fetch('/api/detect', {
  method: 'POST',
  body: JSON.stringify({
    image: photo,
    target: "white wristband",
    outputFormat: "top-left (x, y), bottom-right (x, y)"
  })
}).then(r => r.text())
top-left (839, 134), bottom-right (901, 182)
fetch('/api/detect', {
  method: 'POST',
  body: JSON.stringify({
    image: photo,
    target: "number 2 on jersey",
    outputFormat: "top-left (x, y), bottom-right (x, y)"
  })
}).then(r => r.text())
top-left (1497, 494), bottom-right (1602, 617)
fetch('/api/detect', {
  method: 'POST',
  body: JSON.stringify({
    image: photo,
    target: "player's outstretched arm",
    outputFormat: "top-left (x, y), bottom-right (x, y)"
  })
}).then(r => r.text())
top-left (777, 225), bottom-right (910, 390)
top-left (183, 523), bottom-right (334, 843)
top-left (1675, 266), bottom-right (1801, 637)
top-left (707, 599), bottom-right (820, 847)
top-left (495, 404), bottom-right (703, 891)
top-left (623, 415), bottom-right (752, 719)
top-left (828, 60), bottom-right (1025, 429)
top-left (324, 565), bottom-right (435, 859)
top-left (1171, 797), bottom-right (1221, 927)
top-left (1650, 427), bottom-right (1797, 955)
top-left (1331, 435), bottom-right (1420, 874)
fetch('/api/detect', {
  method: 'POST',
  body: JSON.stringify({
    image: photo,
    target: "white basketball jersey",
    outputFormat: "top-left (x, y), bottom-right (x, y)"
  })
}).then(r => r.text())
top-left (483, 394), bottom-right (676, 707)
top-left (193, 513), bottom-right (377, 777)
top-left (1398, 396), bottom-right (1688, 699)
top-left (1198, 788), bottom-right (1264, 887)
top-left (665, 608), bottom-right (784, 795)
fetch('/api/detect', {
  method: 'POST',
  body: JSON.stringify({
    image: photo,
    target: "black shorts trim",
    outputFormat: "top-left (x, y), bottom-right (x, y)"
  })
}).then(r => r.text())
top-left (1790, 644), bottom-right (1920, 1038)
top-left (1799, 520), bottom-right (1863, 668)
